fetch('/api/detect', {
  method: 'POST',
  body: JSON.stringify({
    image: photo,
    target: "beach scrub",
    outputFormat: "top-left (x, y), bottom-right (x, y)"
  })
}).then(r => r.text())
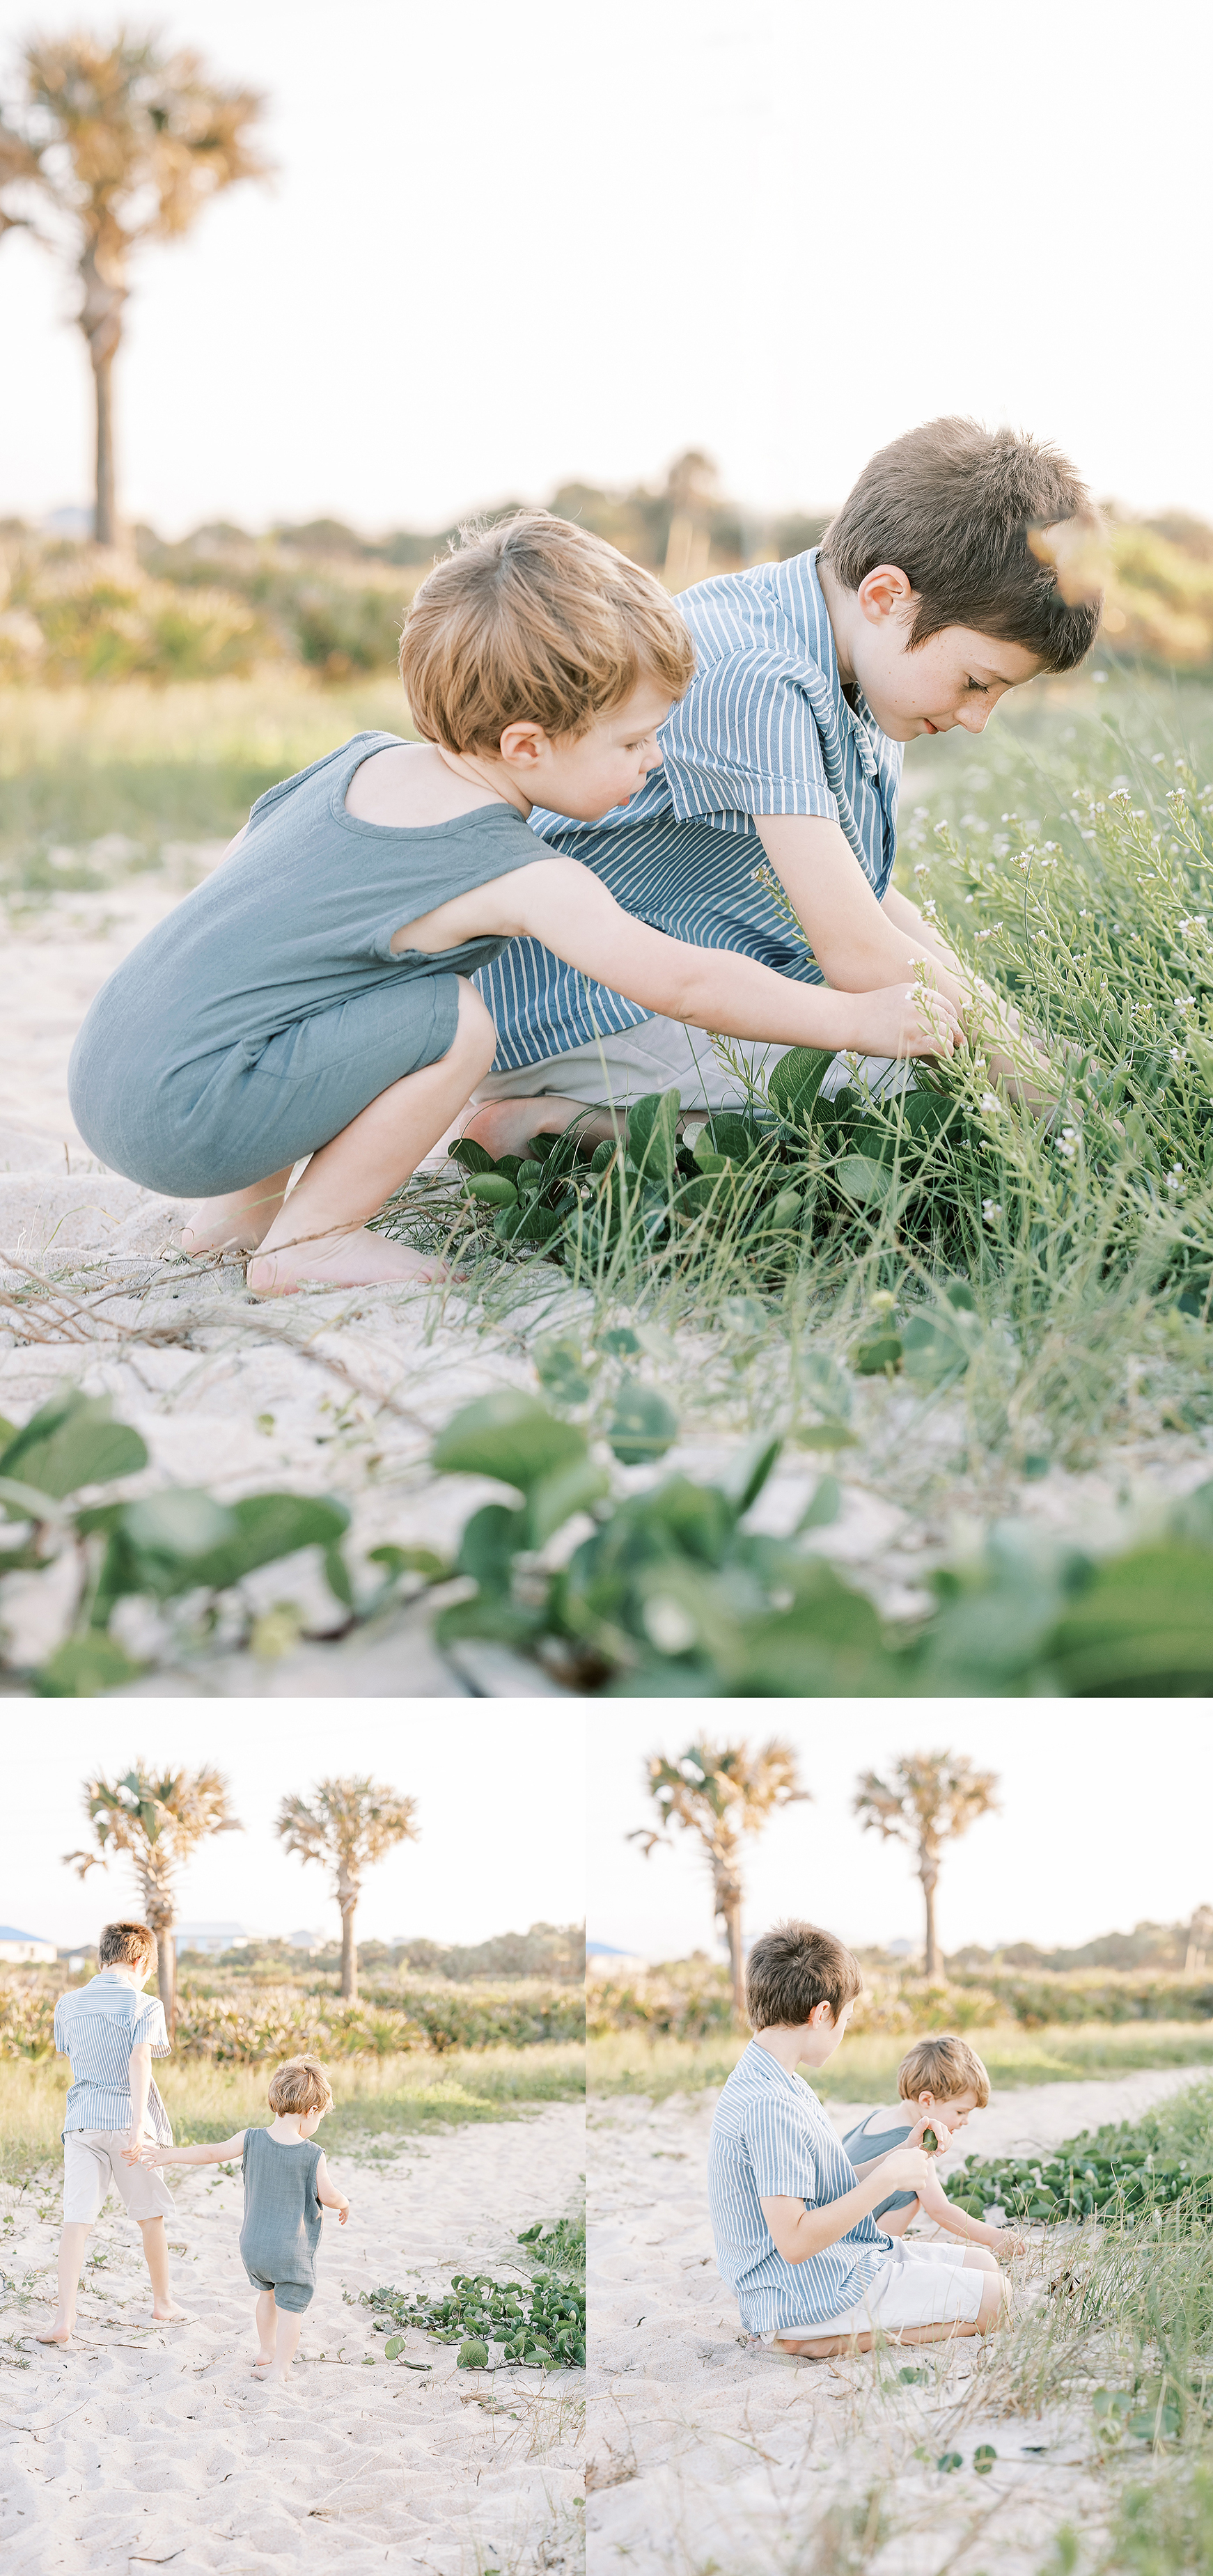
top-left (138, 2053), bottom-right (349, 2382)
top-left (67, 517), bottom-right (960, 1296)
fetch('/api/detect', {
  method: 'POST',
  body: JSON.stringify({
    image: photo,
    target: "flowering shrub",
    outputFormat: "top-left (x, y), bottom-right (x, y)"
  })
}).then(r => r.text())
top-left (0, 1977), bottom-right (583, 2062)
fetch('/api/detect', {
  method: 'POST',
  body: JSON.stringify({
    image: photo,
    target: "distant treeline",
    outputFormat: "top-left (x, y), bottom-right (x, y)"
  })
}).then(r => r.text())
top-left (62, 1920), bottom-right (586, 1984)
top-left (1, 462), bottom-right (1211, 682)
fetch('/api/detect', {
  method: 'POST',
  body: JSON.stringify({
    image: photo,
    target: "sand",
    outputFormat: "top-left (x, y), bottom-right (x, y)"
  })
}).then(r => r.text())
top-left (2, 2099), bottom-right (585, 2573)
top-left (586, 2064), bottom-right (1211, 2575)
top-left (3, 870), bottom-right (1213, 1697)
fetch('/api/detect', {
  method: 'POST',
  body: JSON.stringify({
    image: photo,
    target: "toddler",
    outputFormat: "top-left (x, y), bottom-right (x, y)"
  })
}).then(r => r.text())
top-left (141, 2054), bottom-right (348, 2381)
top-left (843, 2033), bottom-right (1022, 2253)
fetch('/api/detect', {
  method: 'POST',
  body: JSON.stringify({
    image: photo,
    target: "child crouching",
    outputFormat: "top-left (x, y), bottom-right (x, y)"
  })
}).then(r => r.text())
top-left (843, 2034), bottom-right (1023, 2255)
top-left (139, 2055), bottom-right (349, 2381)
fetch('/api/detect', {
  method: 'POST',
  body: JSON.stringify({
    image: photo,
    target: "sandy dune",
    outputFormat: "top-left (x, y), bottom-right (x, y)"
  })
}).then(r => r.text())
top-left (586, 2064), bottom-right (1210, 2575)
top-left (3, 2101), bottom-right (585, 2573)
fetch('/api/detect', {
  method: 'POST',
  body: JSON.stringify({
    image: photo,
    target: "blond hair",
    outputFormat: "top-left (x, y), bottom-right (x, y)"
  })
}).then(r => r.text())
top-left (267, 2055), bottom-right (334, 2116)
top-left (99, 1919), bottom-right (157, 1973)
top-left (398, 512), bottom-right (696, 753)
top-left (898, 2034), bottom-right (991, 2108)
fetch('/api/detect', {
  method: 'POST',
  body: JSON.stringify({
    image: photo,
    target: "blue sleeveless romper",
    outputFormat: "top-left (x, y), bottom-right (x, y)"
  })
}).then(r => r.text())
top-left (239, 2126), bottom-right (324, 2312)
top-left (67, 731), bottom-right (544, 1197)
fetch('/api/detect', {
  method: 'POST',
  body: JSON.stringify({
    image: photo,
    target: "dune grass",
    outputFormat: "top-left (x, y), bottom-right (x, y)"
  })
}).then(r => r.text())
top-left (588, 2021), bottom-right (1213, 2107)
top-left (0, 2042), bottom-right (584, 2190)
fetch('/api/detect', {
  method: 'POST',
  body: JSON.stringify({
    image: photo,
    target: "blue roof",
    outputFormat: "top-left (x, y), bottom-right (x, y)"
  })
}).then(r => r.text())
top-left (0, 1926), bottom-right (54, 1942)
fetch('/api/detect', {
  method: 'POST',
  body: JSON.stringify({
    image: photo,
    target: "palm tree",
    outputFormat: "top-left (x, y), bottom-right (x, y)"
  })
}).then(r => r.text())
top-left (0, 29), bottom-right (270, 542)
top-left (64, 1761), bottom-right (242, 2032)
top-left (629, 1739), bottom-right (810, 2016)
top-left (854, 1752), bottom-right (999, 1978)
top-left (276, 1778), bottom-right (420, 2003)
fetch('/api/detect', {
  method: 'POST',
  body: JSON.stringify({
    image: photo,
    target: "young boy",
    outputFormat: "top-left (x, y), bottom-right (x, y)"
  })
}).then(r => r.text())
top-left (465, 418), bottom-right (1102, 1154)
top-left (843, 2035), bottom-right (1022, 2254)
top-left (139, 2055), bottom-right (348, 2383)
top-left (38, 1919), bottom-right (187, 2346)
top-left (66, 517), bottom-right (959, 1296)
top-left (707, 1922), bottom-right (1011, 2359)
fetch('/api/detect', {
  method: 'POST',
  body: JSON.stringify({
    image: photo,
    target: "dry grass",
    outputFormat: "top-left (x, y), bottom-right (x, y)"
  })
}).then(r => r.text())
top-left (588, 2021), bottom-right (1213, 2106)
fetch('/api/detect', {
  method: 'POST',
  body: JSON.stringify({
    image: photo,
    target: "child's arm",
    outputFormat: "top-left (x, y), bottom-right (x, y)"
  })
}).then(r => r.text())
top-left (138, 2130), bottom-right (247, 2167)
top-left (760, 2146), bottom-right (932, 2264)
top-left (916, 2171), bottom-right (1024, 2256)
top-left (400, 861), bottom-right (962, 1065)
top-left (315, 2153), bottom-right (350, 2223)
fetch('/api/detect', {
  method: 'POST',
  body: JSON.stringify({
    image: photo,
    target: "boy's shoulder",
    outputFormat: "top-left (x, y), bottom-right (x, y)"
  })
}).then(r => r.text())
top-left (676, 551), bottom-right (832, 674)
top-left (714, 2043), bottom-right (827, 2131)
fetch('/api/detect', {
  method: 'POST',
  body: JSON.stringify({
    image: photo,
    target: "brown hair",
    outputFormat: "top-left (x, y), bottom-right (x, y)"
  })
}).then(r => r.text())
top-left (398, 511), bottom-right (696, 753)
top-left (820, 418), bottom-right (1103, 670)
top-left (898, 2034), bottom-right (991, 2109)
top-left (99, 1920), bottom-right (157, 1972)
top-left (267, 2055), bottom-right (334, 2116)
top-left (744, 1920), bottom-right (863, 2032)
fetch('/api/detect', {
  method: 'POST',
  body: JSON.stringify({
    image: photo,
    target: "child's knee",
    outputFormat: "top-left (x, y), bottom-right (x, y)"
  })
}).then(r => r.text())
top-left (452, 979), bottom-right (497, 1073)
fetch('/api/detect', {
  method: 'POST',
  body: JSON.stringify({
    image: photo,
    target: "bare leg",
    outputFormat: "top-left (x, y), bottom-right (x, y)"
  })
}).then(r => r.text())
top-left (876, 2200), bottom-right (918, 2239)
top-left (246, 979), bottom-right (496, 1296)
top-left (180, 1166), bottom-right (295, 1257)
top-left (461, 1094), bottom-right (625, 1160)
top-left (264, 2308), bottom-right (304, 2382)
top-left (253, 2289), bottom-right (278, 2369)
top-left (776, 2268), bottom-right (1009, 2359)
top-left (36, 2222), bottom-right (91, 2343)
top-left (139, 2216), bottom-right (189, 2323)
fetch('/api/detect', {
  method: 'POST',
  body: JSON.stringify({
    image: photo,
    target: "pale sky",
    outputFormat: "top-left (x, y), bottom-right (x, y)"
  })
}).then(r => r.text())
top-left (2, 0), bottom-right (1212, 535)
top-left (1, 1708), bottom-right (584, 1950)
top-left (588, 1708), bottom-right (1212, 1963)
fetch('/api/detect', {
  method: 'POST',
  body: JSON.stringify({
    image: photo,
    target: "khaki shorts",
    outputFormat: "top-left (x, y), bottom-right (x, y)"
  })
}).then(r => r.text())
top-left (63, 2129), bottom-right (177, 2226)
top-left (769, 2240), bottom-right (985, 2343)
top-left (473, 1014), bottom-right (914, 1115)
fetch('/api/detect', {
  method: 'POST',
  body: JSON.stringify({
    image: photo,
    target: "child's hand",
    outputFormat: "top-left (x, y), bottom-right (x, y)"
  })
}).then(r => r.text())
top-left (336, 2200), bottom-right (350, 2225)
top-left (985, 2222), bottom-right (1026, 2259)
top-left (905, 2112), bottom-right (953, 2155)
top-left (850, 982), bottom-right (963, 1064)
top-left (880, 2147), bottom-right (932, 2194)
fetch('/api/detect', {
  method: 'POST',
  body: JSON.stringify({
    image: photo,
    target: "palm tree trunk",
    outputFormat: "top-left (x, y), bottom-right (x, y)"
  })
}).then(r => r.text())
top-left (93, 351), bottom-right (116, 547)
top-left (340, 1902), bottom-right (357, 2001)
top-left (922, 1873), bottom-right (939, 1979)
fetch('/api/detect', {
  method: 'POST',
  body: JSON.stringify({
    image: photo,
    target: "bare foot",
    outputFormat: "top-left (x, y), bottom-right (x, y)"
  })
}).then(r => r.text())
top-left (151, 2304), bottom-right (191, 2325)
top-left (462, 1097), bottom-right (620, 1159)
top-left (251, 2351), bottom-right (276, 2372)
top-left (36, 2323), bottom-right (73, 2345)
top-left (246, 1229), bottom-right (448, 1296)
top-left (180, 1173), bottom-right (292, 1256)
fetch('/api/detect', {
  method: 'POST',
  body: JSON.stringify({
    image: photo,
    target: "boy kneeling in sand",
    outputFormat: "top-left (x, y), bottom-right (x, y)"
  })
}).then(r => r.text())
top-left (707, 1924), bottom-right (1012, 2358)
top-left (843, 2034), bottom-right (1022, 2255)
top-left (139, 2055), bottom-right (349, 2382)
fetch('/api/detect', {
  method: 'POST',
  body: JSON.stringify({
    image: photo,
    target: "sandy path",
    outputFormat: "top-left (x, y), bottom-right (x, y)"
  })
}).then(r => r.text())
top-left (1, 2101), bottom-right (584, 2573)
top-left (586, 2063), bottom-right (1210, 2575)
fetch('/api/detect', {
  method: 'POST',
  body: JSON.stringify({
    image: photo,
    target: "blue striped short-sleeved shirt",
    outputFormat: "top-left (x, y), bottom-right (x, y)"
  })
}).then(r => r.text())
top-left (476, 549), bottom-right (903, 1071)
top-left (707, 2040), bottom-right (891, 2333)
top-left (54, 1972), bottom-right (173, 2143)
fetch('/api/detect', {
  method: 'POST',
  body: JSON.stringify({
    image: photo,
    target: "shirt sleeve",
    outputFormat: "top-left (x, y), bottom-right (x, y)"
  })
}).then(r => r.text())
top-left (53, 2000), bottom-right (67, 2056)
top-left (134, 1998), bottom-right (171, 2057)
top-left (746, 2094), bottom-right (820, 2202)
top-left (659, 650), bottom-right (840, 824)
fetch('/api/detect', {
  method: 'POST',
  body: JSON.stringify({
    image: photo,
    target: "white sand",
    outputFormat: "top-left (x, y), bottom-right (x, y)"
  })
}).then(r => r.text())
top-left (3, 2101), bottom-right (585, 2573)
top-left (586, 2064), bottom-right (1211, 2575)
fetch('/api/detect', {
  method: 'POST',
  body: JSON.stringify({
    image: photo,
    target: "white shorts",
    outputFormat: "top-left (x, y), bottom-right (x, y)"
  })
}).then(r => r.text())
top-left (472, 1014), bottom-right (914, 1115)
top-left (769, 2240), bottom-right (984, 2343)
top-left (63, 2129), bottom-right (177, 2226)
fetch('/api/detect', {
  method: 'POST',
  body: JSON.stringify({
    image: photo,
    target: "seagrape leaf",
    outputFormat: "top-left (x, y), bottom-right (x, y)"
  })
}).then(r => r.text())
top-left (767, 1045), bottom-right (832, 1124)
top-left (599, 1326), bottom-right (640, 1358)
top-left (901, 1313), bottom-right (973, 1389)
top-left (493, 1201), bottom-right (564, 1247)
top-left (36, 1632), bottom-right (145, 1697)
top-left (627, 1090), bottom-right (681, 1182)
top-left (767, 1188), bottom-right (804, 1231)
top-left (533, 1335), bottom-right (593, 1406)
top-left (703, 1111), bottom-right (763, 1163)
top-left (1048, 1543), bottom-right (1213, 1693)
top-left (466, 1172), bottom-right (518, 1207)
top-left (109, 1490), bottom-right (352, 1601)
top-left (0, 1388), bottom-right (148, 1498)
top-left (522, 1454), bottom-right (609, 1549)
top-left (607, 1379), bottom-right (679, 1467)
top-left (836, 1152), bottom-right (891, 1206)
top-left (448, 1138), bottom-right (499, 1175)
top-left (432, 1391), bottom-right (588, 1493)
top-left (852, 1331), bottom-right (903, 1376)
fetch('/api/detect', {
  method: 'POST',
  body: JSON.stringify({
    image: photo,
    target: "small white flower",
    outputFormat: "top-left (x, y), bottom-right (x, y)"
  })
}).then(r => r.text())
top-left (980, 1092), bottom-right (1003, 1115)
top-left (982, 1199), bottom-right (1003, 1223)
top-left (913, 862), bottom-right (930, 877)
top-left (1170, 1048), bottom-right (1184, 1061)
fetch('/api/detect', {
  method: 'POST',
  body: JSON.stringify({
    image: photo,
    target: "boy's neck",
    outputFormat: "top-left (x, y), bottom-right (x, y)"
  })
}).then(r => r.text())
top-left (815, 553), bottom-right (859, 691)
top-left (436, 742), bottom-right (531, 819)
top-left (269, 2114), bottom-right (308, 2139)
